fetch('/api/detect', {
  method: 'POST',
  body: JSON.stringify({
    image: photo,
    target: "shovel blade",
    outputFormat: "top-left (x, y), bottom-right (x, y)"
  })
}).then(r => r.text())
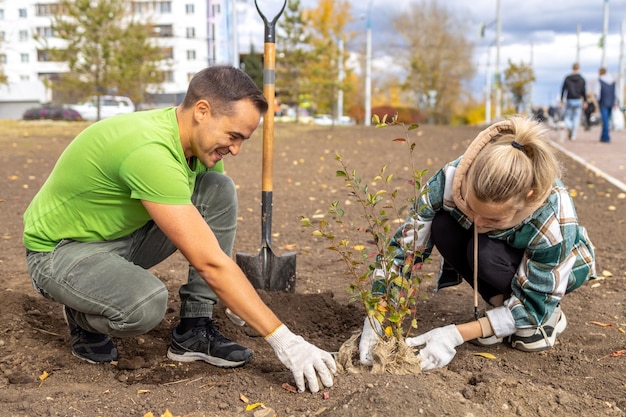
top-left (236, 248), bottom-right (296, 292)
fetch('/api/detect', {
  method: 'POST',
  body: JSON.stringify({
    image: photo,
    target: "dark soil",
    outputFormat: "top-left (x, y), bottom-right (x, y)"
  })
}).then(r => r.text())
top-left (0, 120), bottom-right (624, 417)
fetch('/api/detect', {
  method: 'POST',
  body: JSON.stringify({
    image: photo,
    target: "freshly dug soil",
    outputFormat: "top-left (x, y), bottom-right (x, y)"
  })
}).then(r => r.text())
top-left (0, 120), bottom-right (624, 416)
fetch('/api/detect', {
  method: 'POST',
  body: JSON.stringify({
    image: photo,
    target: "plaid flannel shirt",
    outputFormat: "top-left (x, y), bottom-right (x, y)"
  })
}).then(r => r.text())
top-left (390, 157), bottom-right (596, 334)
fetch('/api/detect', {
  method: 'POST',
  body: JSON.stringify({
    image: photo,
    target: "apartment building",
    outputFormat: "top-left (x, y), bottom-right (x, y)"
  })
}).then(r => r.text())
top-left (0, 0), bottom-right (241, 118)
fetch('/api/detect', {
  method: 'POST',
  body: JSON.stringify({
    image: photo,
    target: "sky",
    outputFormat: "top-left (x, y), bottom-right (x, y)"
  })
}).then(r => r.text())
top-left (237, 0), bottom-right (626, 108)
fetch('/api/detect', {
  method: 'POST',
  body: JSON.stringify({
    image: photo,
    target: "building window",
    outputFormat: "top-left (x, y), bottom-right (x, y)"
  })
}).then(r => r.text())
top-left (186, 50), bottom-right (196, 60)
top-left (0, 54), bottom-right (6, 64)
top-left (21, 53), bottom-right (29, 63)
top-left (19, 30), bottom-right (29, 41)
top-left (185, 4), bottom-right (194, 14)
top-left (36, 27), bottom-right (54, 38)
top-left (152, 24), bottom-right (173, 37)
top-left (0, 31), bottom-right (5, 42)
top-left (20, 74), bottom-right (30, 81)
top-left (0, 9), bottom-right (4, 20)
top-left (161, 47), bottom-right (174, 59)
top-left (37, 49), bottom-right (62, 62)
top-left (161, 70), bottom-right (174, 82)
top-left (19, 8), bottom-right (27, 18)
top-left (35, 3), bottom-right (60, 17)
top-left (159, 1), bottom-right (171, 13)
top-left (186, 27), bottom-right (195, 39)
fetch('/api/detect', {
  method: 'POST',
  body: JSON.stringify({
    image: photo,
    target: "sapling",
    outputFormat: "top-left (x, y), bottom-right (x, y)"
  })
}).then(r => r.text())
top-left (301, 114), bottom-right (430, 374)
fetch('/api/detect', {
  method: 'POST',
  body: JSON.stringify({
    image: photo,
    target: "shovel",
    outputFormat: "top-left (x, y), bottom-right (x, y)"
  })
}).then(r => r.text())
top-left (236, 0), bottom-right (296, 292)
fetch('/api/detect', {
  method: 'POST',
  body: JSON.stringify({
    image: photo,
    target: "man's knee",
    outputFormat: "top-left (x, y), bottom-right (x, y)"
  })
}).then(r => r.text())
top-left (109, 286), bottom-right (169, 337)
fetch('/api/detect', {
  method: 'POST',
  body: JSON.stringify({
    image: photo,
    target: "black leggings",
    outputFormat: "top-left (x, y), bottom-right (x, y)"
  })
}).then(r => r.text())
top-left (431, 211), bottom-right (524, 302)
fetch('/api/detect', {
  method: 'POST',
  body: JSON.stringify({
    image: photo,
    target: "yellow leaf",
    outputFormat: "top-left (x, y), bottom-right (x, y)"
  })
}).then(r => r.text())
top-left (161, 410), bottom-right (174, 417)
top-left (473, 352), bottom-right (497, 359)
top-left (384, 326), bottom-right (393, 337)
top-left (246, 402), bottom-right (264, 411)
top-left (602, 270), bottom-right (613, 277)
top-left (39, 371), bottom-right (50, 382)
top-left (353, 245), bottom-right (365, 251)
top-left (569, 190), bottom-right (578, 197)
top-left (143, 413), bottom-right (154, 417)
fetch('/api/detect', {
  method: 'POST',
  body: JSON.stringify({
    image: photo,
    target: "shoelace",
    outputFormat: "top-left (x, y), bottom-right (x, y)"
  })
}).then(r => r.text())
top-left (195, 319), bottom-right (231, 343)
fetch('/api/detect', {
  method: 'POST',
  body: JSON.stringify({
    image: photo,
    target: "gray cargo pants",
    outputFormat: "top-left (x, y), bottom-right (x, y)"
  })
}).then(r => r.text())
top-left (25, 172), bottom-right (238, 338)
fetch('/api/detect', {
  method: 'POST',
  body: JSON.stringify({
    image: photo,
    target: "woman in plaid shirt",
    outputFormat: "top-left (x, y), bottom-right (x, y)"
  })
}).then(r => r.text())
top-left (360, 115), bottom-right (596, 370)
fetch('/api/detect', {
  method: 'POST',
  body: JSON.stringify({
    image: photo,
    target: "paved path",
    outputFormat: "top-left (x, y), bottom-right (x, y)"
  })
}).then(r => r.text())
top-left (548, 121), bottom-right (626, 192)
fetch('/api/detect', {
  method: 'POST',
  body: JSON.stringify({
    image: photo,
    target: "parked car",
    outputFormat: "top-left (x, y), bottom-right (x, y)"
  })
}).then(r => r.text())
top-left (22, 105), bottom-right (83, 121)
top-left (69, 95), bottom-right (135, 121)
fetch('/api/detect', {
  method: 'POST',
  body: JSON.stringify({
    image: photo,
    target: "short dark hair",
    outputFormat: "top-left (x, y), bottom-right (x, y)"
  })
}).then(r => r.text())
top-left (182, 66), bottom-right (268, 116)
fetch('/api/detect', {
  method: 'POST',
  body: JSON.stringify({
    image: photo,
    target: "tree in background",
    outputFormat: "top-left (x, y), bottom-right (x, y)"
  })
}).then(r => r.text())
top-left (276, 0), bottom-right (313, 121)
top-left (391, 0), bottom-right (475, 124)
top-left (302, 0), bottom-right (353, 116)
top-left (241, 43), bottom-right (264, 92)
top-left (504, 59), bottom-right (535, 113)
top-left (43, 0), bottom-right (165, 116)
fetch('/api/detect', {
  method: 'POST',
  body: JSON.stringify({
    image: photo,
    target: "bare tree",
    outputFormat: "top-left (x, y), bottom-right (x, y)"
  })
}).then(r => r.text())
top-left (391, 0), bottom-right (475, 124)
top-left (504, 59), bottom-right (535, 113)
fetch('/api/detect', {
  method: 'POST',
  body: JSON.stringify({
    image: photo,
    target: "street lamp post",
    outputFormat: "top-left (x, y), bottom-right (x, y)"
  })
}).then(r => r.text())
top-left (494, 0), bottom-right (502, 119)
top-left (364, 0), bottom-right (373, 126)
top-left (601, 0), bottom-right (609, 68)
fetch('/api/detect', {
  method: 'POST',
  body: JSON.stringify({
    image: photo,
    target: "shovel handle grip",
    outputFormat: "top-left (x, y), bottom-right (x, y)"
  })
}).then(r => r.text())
top-left (254, 0), bottom-right (286, 193)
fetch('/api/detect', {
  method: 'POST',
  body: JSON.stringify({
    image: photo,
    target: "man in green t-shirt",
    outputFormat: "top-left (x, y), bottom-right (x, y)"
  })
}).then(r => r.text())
top-left (23, 66), bottom-right (335, 394)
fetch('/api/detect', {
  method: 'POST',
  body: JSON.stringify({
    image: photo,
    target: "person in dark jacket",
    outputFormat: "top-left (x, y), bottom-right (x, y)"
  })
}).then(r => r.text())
top-left (594, 67), bottom-right (617, 143)
top-left (560, 63), bottom-right (587, 140)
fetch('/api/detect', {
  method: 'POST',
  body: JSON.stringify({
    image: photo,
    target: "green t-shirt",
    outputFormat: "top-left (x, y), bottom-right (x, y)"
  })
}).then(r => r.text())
top-left (23, 107), bottom-right (222, 252)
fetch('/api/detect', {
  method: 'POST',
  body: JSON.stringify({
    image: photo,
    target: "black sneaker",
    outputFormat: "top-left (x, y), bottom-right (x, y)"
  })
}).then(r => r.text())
top-left (63, 306), bottom-right (118, 363)
top-left (167, 318), bottom-right (253, 368)
top-left (509, 306), bottom-right (567, 352)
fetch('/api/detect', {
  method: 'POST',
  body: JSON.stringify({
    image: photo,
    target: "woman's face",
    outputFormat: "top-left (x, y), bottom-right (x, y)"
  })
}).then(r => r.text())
top-left (465, 192), bottom-right (520, 233)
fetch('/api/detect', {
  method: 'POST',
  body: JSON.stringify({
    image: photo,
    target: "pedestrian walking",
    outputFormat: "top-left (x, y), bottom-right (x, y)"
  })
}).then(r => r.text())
top-left (595, 67), bottom-right (618, 142)
top-left (560, 63), bottom-right (587, 140)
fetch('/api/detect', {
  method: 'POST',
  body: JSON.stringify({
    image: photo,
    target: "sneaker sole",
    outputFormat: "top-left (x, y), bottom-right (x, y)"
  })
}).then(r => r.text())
top-left (166, 348), bottom-right (252, 368)
top-left (510, 312), bottom-right (567, 352)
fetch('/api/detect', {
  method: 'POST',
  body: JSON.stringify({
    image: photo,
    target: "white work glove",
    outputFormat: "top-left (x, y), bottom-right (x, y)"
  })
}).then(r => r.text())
top-left (405, 324), bottom-right (464, 370)
top-left (265, 324), bottom-right (337, 393)
top-left (359, 316), bottom-right (382, 366)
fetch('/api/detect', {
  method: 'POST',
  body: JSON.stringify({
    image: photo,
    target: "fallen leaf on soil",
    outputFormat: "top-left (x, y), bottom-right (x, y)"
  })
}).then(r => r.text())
top-left (245, 402), bottom-right (265, 411)
top-left (281, 383), bottom-right (298, 393)
top-left (599, 349), bottom-right (626, 360)
top-left (473, 352), bottom-right (497, 359)
top-left (38, 370), bottom-right (50, 386)
top-left (239, 393), bottom-right (249, 403)
top-left (590, 321), bottom-right (614, 328)
top-left (137, 389), bottom-right (151, 394)
top-left (602, 270), bottom-right (613, 277)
